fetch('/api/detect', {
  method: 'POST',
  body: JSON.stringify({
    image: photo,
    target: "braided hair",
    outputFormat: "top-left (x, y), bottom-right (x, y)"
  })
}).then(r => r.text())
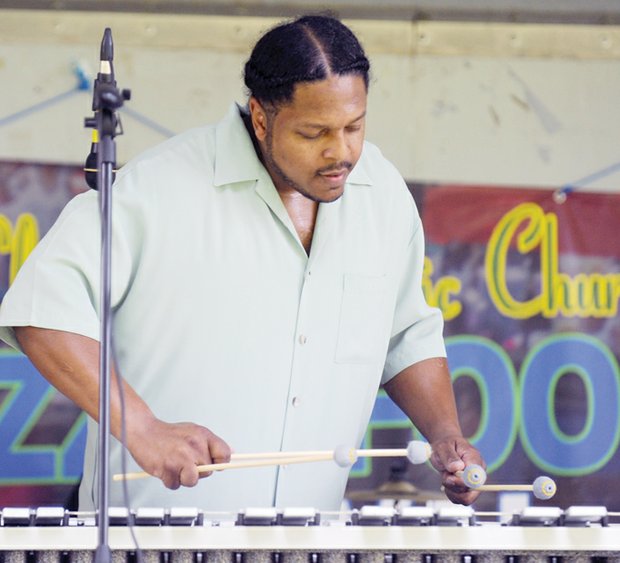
top-left (244, 14), bottom-right (370, 108)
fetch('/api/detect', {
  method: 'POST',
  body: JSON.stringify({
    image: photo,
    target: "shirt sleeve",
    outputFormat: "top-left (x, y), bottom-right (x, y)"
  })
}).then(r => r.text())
top-left (381, 195), bottom-right (446, 384)
top-left (0, 189), bottom-right (139, 351)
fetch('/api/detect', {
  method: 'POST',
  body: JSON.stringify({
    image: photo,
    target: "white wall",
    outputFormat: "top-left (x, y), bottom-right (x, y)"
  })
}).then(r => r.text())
top-left (1, 10), bottom-right (619, 191)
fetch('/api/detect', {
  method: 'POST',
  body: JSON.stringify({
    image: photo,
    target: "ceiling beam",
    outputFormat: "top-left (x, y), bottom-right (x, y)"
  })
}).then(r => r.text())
top-left (1, 0), bottom-right (620, 25)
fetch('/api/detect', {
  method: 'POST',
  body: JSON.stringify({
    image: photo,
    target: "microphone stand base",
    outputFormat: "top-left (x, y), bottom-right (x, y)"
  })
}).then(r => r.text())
top-left (94, 544), bottom-right (112, 563)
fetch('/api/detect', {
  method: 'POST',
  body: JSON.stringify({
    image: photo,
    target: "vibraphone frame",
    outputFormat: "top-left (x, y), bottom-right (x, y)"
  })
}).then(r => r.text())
top-left (2, 523), bottom-right (620, 563)
top-left (2, 506), bottom-right (620, 563)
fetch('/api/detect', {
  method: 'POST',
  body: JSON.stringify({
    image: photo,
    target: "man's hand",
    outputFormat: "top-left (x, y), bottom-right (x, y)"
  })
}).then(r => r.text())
top-left (127, 417), bottom-right (232, 489)
top-left (383, 359), bottom-right (488, 506)
top-left (429, 435), bottom-right (484, 505)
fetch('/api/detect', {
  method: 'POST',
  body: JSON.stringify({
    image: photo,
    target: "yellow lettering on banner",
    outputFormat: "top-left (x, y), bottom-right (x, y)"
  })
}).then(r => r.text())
top-left (0, 216), bottom-right (12, 255)
top-left (486, 202), bottom-right (620, 319)
top-left (0, 213), bottom-right (40, 285)
top-left (423, 256), bottom-right (462, 320)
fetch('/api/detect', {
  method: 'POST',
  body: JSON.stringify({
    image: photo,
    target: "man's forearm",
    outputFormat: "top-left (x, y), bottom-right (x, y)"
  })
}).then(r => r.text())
top-left (383, 357), bottom-right (463, 442)
top-left (13, 325), bottom-right (154, 444)
top-left (13, 325), bottom-right (232, 489)
top-left (384, 356), bottom-right (484, 505)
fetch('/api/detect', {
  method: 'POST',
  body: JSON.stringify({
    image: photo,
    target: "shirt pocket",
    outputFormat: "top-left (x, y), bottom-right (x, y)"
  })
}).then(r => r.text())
top-left (335, 274), bottom-right (389, 364)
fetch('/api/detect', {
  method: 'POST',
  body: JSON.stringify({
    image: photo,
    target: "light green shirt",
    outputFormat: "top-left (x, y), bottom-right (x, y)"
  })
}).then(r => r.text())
top-left (0, 103), bottom-right (445, 512)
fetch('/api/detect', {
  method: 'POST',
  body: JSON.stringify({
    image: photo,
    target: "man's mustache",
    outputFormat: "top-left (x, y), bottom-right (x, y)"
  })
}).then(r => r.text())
top-left (316, 162), bottom-right (353, 175)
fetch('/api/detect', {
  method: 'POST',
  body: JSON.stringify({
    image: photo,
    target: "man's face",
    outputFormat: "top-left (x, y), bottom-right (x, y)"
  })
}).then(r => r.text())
top-left (250, 74), bottom-right (367, 203)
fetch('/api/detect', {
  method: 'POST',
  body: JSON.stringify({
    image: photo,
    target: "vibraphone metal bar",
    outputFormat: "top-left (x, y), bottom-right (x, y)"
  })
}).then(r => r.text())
top-left (1, 506), bottom-right (620, 563)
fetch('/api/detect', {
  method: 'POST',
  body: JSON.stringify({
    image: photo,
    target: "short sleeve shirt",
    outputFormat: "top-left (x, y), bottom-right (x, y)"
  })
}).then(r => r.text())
top-left (0, 103), bottom-right (446, 511)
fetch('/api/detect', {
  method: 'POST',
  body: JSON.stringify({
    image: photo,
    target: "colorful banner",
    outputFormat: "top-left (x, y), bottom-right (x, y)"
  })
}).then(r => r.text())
top-left (0, 161), bottom-right (87, 507)
top-left (1, 162), bottom-right (619, 511)
top-left (350, 184), bottom-right (620, 511)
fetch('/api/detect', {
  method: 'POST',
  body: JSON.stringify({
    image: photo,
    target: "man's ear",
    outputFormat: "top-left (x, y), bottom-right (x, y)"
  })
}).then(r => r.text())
top-left (248, 97), bottom-right (268, 142)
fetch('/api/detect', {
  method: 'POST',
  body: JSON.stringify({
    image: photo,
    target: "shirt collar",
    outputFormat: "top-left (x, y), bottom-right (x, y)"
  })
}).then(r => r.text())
top-left (213, 102), bottom-right (373, 188)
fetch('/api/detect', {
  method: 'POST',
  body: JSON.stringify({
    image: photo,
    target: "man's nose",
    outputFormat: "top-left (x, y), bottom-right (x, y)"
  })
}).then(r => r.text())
top-left (322, 130), bottom-right (348, 162)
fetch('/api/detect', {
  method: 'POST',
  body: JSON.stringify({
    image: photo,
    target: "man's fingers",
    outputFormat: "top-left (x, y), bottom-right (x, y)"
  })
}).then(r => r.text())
top-left (179, 463), bottom-right (201, 487)
top-left (159, 468), bottom-right (181, 490)
top-left (431, 445), bottom-right (465, 473)
top-left (209, 433), bottom-right (233, 464)
top-left (131, 420), bottom-right (233, 490)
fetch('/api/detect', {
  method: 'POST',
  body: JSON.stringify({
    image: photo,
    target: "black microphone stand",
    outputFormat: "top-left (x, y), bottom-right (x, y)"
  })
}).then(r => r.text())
top-left (84, 28), bottom-right (131, 563)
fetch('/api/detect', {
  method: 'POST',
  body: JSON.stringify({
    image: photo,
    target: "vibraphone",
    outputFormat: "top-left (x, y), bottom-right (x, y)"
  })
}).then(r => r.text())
top-left (2, 505), bottom-right (620, 563)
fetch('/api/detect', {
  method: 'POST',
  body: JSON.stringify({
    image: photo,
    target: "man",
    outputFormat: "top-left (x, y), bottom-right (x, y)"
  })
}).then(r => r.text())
top-left (0, 15), bottom-right (483, 511)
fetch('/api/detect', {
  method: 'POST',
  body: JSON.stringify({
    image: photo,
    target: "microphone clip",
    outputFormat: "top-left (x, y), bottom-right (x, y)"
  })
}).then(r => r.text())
top-left (84, 27), bottom-right (131, 138)
top-left (83, 27), bottom-right (131, 190)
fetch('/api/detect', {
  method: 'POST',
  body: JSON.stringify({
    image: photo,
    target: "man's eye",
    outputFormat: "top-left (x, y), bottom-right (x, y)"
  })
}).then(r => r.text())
top-left (299, 131), bottom-right (322, 140)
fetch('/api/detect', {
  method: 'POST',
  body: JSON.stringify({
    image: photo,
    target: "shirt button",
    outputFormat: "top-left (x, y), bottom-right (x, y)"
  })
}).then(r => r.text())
top-left (292, 396), bottom-right (301, 407)
top-left (298, 334), bottom-right (308, 345)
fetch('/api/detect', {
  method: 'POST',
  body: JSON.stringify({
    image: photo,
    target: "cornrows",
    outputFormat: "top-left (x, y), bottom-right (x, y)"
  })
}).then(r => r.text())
top-left (243, 14), bottom-right (370, 107)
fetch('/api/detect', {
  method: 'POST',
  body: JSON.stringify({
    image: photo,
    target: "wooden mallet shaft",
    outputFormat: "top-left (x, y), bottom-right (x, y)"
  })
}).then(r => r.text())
top-left (113, 453), bottom-right (332, 482)
top-left (112, 445), bottom-right (424, 482)
top-left (473, 484), bottom-right (537, 492)
top-left (231, 448), bottom-right (408, 460)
